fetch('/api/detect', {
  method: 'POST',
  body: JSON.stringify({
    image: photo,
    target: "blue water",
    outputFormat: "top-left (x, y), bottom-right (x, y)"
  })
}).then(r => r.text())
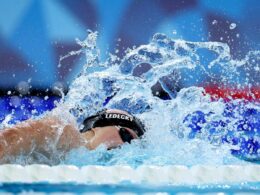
top-left (1, 182), bottom-right (260, 194)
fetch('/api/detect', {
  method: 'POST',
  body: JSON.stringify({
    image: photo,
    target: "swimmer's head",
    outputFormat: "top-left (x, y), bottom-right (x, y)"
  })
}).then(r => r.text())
top-left (80, 109), bottom-right (146, 149)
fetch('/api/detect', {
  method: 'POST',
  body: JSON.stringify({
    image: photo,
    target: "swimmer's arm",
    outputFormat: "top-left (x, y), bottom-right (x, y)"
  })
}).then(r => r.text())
top-left (0, 117), bottom-right (82, 162)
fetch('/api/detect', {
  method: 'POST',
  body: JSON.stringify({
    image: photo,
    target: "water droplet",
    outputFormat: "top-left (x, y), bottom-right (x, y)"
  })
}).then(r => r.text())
top-left (172, 30), bottom-right (177, 35)
top-left (212, 20), bottom-right (217, 25)
top-left (229, 23), bottom-right (237, 30)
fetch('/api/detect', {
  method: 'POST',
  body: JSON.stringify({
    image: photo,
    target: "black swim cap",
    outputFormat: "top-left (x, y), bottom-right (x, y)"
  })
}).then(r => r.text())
top-left (80, 109), bottom-right (146, 137)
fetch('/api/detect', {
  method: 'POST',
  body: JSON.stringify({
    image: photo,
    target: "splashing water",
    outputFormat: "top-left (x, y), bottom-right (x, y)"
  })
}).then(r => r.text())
top-left (2, 31), bottom-right (260, 166)
top-left (61, 31), bottom-right (260, 166)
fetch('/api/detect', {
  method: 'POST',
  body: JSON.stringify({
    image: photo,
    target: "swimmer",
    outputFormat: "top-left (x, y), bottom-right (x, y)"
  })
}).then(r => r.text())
top-left (0, 109), bottom-right (145, 163)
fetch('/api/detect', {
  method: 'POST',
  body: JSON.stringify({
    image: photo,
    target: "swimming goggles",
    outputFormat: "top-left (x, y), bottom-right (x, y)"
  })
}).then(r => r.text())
top-left (80, 110), bottom-right (145, 143)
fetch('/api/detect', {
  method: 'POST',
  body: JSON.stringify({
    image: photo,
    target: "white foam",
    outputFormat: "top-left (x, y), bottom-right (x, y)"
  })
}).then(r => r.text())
top-left (0, 165), bottom-right (259, 185)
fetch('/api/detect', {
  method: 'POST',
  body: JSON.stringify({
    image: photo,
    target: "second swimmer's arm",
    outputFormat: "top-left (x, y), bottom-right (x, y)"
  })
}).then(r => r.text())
top-left (0, 117), bottom-right (82, 163)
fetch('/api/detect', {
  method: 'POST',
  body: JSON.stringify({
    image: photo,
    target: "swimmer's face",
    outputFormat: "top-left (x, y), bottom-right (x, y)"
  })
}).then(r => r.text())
top-left (82, 126), bottom-right (138, 150)
top-left (81, 109), bottom-right (138, 150)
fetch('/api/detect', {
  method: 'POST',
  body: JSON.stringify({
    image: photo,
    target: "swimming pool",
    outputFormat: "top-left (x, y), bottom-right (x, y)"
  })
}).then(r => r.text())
top-left (0, 32), bottom-right (259, 194)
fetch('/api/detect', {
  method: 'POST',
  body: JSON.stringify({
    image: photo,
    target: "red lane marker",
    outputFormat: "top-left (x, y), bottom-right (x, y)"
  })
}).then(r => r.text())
top-left (204, 86), bottom-right (260, 101)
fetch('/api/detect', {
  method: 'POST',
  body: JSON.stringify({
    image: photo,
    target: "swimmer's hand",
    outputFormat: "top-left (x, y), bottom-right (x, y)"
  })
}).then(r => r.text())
top-left (0, 117), bottom-right (82, 163)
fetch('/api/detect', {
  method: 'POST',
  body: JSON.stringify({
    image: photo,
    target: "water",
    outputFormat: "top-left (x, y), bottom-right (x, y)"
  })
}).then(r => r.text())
top-left (0, 31), bottom-right (259, 193)
top-left (0, 31), bottom-right (260, 194)
top-left (61, 31), bottom-right (259, 166)
top-left (1, 182), bottom-right (260, 194)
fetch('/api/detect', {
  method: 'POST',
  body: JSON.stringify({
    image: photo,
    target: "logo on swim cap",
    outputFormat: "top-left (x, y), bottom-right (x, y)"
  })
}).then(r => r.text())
top-left (80, 110), bottom-right (145, 137)
top-left (105, 113), bottom-right (133, 121)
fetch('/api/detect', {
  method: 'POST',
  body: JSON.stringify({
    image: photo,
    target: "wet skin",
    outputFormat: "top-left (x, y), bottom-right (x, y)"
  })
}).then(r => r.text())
top-left (0, 109), bottom-right (138, 163)
top-left (81, 126), bottom-right (138, 150)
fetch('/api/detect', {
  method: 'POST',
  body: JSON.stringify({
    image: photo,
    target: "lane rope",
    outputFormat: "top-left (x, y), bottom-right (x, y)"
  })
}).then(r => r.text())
top-left (0, 165), bottom-right (259, 184)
